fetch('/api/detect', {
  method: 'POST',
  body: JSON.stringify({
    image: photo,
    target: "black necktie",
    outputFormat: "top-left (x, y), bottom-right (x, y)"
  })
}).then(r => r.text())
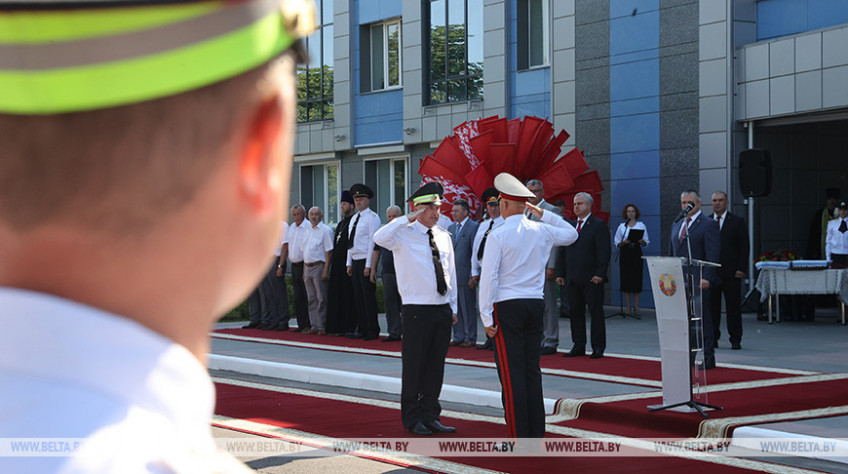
top-left (348, 213), bottom-right (361, 249)
top-left (477, 220), bottom-right (495, 261)
top-left (840, 219), bottom-right (847, 233)
top-left (428, 229), bottom-right (448, 296)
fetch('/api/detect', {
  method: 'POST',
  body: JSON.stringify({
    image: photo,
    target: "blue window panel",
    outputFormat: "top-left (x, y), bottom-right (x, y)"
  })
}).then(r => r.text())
top-left (610, 48), bottom-right (658, 66)
top-left (610, 113), bottom-right (659, 154)
top-left (355, 115), bottom-right (403, 145)
top-left (610, 178), bottom-right (661, 225)
top-left (610, 59), bottom-right (659, 102)
top-left (610, 96), bottom-right (659, 118)
top-left (354, 88), bottom-right (402, 145)
top-left (610, 10), bottom-right (659, 56)
top-left (610, 150), bottom-right (660, 180)
top-left (610, 0), bottom-right (658, 19)
top-left (511, 94), bottom-right (550, 119)
top-left (355, 89), bottom-right (403, 119)
top-left (358, 0), bottom-right (402, 25)
top-left (808, 0), bottom-right (848, 31)
top-left (512, 67), bottom-right (550, 96)
top-left (757, 0), bottom-right (807, 40)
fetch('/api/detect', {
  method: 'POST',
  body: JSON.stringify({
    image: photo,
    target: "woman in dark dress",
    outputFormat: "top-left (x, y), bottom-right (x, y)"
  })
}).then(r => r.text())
top-left (613, 204), bottom-right (649, 314)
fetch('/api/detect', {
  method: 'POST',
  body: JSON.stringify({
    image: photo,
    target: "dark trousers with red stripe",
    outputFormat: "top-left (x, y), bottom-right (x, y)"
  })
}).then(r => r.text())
top-left (493, 298), bottom-right (546, 438)
top-left (400, 303), bottom-right (452, 429)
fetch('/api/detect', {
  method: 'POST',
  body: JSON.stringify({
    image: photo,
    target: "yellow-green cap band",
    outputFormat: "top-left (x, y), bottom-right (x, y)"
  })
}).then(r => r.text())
top-left (0, 0), bottom-right (316, 115)
top-left (412, 194), bottom-right (441, 205)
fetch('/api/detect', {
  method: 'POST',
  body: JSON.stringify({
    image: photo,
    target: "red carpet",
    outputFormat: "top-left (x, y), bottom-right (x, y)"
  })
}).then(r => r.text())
top-left (213, 327), bottom-right (797, 386)
top-left (214, 381), bottom-right (763, 473)
top-left (554, 377), bottom-right (848, 439)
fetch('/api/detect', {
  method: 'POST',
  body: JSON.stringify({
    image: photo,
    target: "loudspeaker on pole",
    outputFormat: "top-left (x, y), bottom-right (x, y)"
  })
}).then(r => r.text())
top-left (738, 149), bottom-right (772, 198)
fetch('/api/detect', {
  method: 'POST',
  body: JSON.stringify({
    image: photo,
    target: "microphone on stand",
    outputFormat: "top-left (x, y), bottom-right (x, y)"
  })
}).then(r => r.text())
top-left (674, 203), bottom-right (694, 223)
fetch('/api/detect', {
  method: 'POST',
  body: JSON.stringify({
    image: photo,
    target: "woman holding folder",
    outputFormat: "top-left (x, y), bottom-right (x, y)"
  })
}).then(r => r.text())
top-left (614, 204), bottom-right (650, 314)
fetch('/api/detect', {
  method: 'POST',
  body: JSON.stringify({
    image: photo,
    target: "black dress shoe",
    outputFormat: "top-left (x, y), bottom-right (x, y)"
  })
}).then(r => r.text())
top-left (363, 334), bottom-right (379, 341)
top-left (713, 340), bottom-right (719, 349)
top-left (274, 325), bottom-right (289, 331)
top-left (703, 358), bottom-right (716, 370)
top-left (590, 351), bottom-right (604, 359)
top-left (382, 336), bottom-right (401, 342)
top-left (476, 339), bottom-right (493, 350)
top-left (424, 420), bottom-right (456, 433)
top-left (540, 346), bottom-right (557, 356)
top-left (409, 421), bottom-right (432, 436)
top-left (731, 342), bottom-right (741, 350)
top-left (241, 323), bottom-right (261, 329)
top-left (562, 348), bottom-right (585, 358)
top-left (346, 332), bottom-right (364, 339)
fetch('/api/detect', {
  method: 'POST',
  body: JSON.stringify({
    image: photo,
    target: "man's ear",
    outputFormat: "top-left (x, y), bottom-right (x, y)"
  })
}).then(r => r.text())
top-left (237, 95), bottom-right (284, 216)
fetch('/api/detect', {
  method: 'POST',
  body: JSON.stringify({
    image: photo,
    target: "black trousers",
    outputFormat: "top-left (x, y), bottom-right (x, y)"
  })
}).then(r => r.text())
top-left (350, 258), bottom-right (379, 337)
top-left (260, 258), bottom-right (290, 329)
top-left (326, 255), bottom-right (355, 334)
top-left (492, 299), bottom-right (545, 438)
top-left (401, 304), bottom-right (452, 429)
top-left (290, 262), bottom-right (310, 330)
top-left (247, 287), bottom-right (262, 325)
top-left (710, 275), bottom-right (743, 344)
top-left (567, 281), bottom-right (606, 353)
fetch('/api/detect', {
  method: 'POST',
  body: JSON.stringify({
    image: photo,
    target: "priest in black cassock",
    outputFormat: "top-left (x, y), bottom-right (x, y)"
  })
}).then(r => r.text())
top-left (326, 191), bottom-right (357, 335)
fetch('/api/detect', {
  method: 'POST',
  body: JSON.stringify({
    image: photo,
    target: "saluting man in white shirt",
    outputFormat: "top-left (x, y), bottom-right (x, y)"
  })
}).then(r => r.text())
top-left (469, 187), bottom-right (505, 351)
top-left (301, 206), bottom-right (334, 334)
top-left (346, 183), bottom-right (384, 340)
top-left (826, 200), bottom-right (848, 268)
top-left (478, 173), bottom-right (578, 438)
top-left (373, 182), bottom-right (459, 437)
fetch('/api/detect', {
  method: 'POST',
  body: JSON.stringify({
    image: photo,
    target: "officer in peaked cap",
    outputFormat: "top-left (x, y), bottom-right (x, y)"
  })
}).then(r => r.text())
top-left (373, 181), bottom-right (458, 436)
top-left (481, 186), bottom-right (500, 206)
top-left (470, 186), bottom-right (505, 351)
top-left (407, 181), bottom-right (444, 206)
top-left (346, 182), bottom-right (382, 339)
top-left (350, 183), bottom-right (375, 199)
top-left (0, 0), bottom-right (315, 471)
top-left (478, 173), bottom-right (578, 438)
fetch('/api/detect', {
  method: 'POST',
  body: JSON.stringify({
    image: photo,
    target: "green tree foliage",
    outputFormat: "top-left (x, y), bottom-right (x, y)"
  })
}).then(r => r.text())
top-left (297, 65), bottom-right (334, 123)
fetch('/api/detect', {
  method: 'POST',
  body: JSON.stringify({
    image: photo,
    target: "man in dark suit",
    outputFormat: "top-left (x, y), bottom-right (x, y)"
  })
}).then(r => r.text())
top-left (669, 190), bottom-right (721, 369)
top-left (556, 192), bottom-right (611, 359)
top-left (448, 199), bottom-right (480, 347)
top-left (709, 191), bottom-right (749, 351)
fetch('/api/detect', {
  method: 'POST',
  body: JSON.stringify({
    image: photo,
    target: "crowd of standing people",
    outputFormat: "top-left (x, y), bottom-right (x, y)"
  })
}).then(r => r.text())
top-left (242, 174), bottom-right (763, 436)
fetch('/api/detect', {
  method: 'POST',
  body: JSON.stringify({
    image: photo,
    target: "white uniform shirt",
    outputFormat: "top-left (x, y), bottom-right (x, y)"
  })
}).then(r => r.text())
top-left (346, 207), bottom-right (382, 267)
top-left (373, 217), bottom-right (458, 313)
top-left (471, 216), bottom-right (505, 277)
top-left (613, 221), bottom-right (650, 247)
top-left (302, 221), bottom-right (334, 264)
top-left (0, 288), bottom-right (249, 473)
top-left (478, 211), bottom-right (578, 326)
top-left (825, 216), bottom-right (848, 260)
top-left (275, 221), bottom-right (288, 257)
top-left (287, 219), bottom-right (309, 263)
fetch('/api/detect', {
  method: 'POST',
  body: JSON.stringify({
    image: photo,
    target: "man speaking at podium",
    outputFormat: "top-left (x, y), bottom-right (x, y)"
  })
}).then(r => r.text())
top-left (669, 190), bottom-right (721, 370)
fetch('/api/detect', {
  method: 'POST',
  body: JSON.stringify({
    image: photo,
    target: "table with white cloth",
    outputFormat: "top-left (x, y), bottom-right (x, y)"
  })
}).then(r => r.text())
top-left (756, 267), bottom-right (848, 324)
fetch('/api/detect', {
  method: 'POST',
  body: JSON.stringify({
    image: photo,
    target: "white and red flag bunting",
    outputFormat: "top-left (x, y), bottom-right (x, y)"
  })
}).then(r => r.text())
top-left (418, 115), bottom-right (608, 222)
